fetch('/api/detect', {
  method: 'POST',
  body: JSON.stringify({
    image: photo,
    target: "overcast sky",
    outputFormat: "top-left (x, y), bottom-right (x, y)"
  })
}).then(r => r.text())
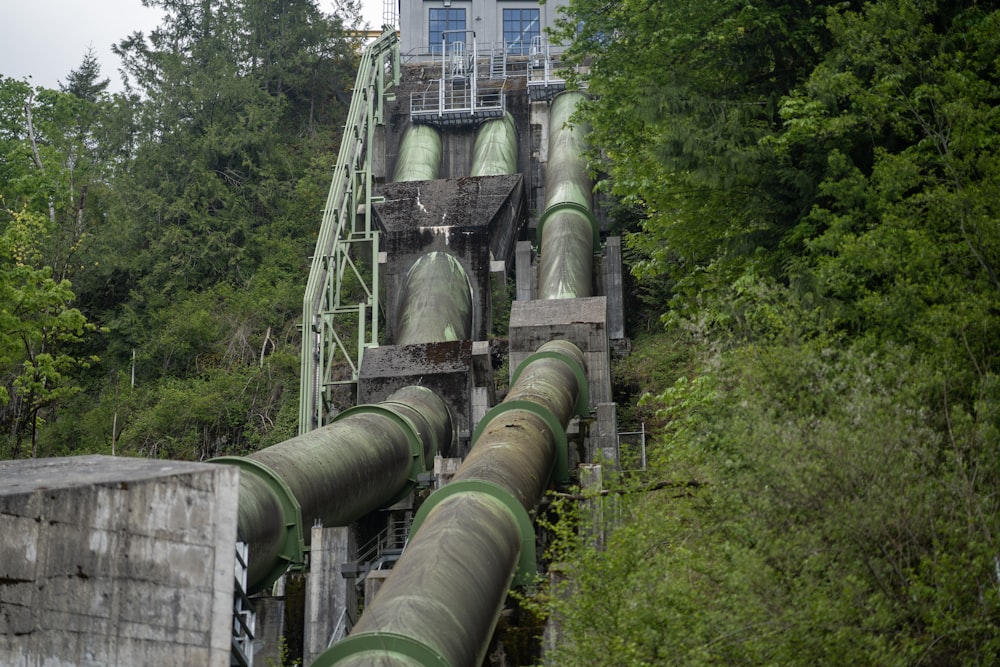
top-left (0, 0), bottom-right (386, 92)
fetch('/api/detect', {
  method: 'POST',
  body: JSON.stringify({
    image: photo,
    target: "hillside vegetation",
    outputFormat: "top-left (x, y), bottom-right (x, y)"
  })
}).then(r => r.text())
top-left (541, 1), bottom-right (1000, 664)
top-left (1, 0), bottom-right (362, 459)
top-left (2, 0), bottom-right (1000, 662)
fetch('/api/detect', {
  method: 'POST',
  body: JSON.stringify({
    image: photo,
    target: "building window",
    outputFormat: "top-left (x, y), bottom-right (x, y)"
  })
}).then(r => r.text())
top-left (503, 8), bottom-right (540, 55)
top-left (429, 8), bottom-right (467, 53)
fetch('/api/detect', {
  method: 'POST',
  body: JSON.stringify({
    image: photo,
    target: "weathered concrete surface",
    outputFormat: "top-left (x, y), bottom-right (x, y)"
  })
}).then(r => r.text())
top-left (0, 455), bottom-right (238, 667)
top-left (358, 340), bottom-right (491, 450)
top-left (593, 402), bottom-right (619, 465)
top-left (515, 240), bottom-right (535, 302)
top-left (250, 586), bottom-right (285, 667)
top-left (508, 296), bottom-right (612, 407)
top-left (374, 175), bottom-right (527, 341)
top-left (601, 237), bottom-right (626, 344)
top-left (303, 526), bottom-right (357, 665)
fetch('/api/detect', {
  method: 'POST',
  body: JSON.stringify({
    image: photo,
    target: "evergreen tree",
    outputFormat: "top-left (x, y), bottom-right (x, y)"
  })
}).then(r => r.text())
top-left (60, 48), bottom-right (110, 102)
top-left (53, 0), bottom-right (361, 457)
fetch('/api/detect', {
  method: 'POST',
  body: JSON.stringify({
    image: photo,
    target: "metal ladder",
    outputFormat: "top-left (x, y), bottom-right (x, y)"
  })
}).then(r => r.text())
top-left (231, 541), bottom-right (255, 667)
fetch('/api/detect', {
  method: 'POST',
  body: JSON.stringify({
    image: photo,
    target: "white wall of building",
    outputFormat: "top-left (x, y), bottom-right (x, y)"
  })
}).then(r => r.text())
top-left (399, 0), bottom-right (568, 58)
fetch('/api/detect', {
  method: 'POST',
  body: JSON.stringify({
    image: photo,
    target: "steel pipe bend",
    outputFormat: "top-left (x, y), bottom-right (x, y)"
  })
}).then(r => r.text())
top-left (394, 124), bottom-right (442, 182)
top-left (213, 385), bottom-right (454, 593)
top-left (396, 252), bottom-right (473, 345)
top-left (471, 112), bottom-right (518, 176)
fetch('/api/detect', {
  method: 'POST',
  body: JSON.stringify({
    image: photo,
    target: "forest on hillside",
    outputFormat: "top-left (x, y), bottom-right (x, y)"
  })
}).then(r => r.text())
top-left (3, 0), bottom-right (1000, 663)
top-left (539, 0), bottom-right (1000, 664)
top-left (1, 0), bottom-right (363, 460)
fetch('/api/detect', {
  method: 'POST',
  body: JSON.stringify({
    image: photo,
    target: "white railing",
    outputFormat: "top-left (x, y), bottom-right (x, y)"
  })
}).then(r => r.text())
top-left (617, 423), bottom-right (647, 471)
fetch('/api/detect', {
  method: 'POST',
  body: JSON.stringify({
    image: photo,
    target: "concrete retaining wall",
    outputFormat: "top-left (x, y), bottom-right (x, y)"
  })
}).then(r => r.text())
top-left (0, 455), bottom-right (239, 667)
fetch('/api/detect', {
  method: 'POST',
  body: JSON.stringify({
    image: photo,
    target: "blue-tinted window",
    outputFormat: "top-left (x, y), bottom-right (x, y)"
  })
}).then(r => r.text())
top-left (503, 8), bottom-right (540, 55)
top-left (429, 8), bottom-right (467, 53)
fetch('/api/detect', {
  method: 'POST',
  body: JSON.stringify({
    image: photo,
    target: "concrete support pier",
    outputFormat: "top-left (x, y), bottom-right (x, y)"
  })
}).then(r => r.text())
top-left (304, 526), bottom-right (357, 665)
top-left (0, 455), bottom-right (239, 666)
top-left (509, 296), bottom-right (612, 406)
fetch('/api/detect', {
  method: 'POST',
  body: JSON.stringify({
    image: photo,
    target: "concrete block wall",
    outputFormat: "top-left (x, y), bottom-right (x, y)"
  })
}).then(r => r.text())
top-left (0, 455), bottom-right (238, 667)
top-left (374, 175), bottom-right (526, 342)
top-left (359, 340), bottom-right (478, 449)
top-left (508, 296), bottom-right (612, 406)
top-left (303, 526), bottom-right (357, 666)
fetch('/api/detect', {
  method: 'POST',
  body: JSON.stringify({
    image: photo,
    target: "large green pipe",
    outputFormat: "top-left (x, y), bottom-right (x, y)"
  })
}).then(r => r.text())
top-left (214, 385), bottom-right (453, 594)
top-left (394, 124), bottom-right (442, 182)
top-left (537, 92), bottom-right (598, 300)
top-left (314, 340), bottom-right (587, 667)
top-left (470, 112), bottom-right (518, 176)
top-left (396, 252), bottom-right (473, 345)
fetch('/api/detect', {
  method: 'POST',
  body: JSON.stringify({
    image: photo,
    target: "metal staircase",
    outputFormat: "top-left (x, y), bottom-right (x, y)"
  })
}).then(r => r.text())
top-left (341, 514), bottom-right (413, 581)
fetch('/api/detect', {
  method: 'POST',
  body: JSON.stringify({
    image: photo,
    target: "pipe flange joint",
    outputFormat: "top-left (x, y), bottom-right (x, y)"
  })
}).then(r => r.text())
top-left (511, 348), bottom-right (590, 417)
top-left (536, 201), bottom-right (600, 251)
top-left (332, 403), bottom-right (425, 506)
top-left (312, 631), bottom-right (451, 667)
top-left (381, 397), bottom-right (447, 463)
top-left (471, 399), bottom-right (569, 485)
top-left (209, 456), bottom-right (305, 590)
top-left (410, 479), bottom-right (537, 586)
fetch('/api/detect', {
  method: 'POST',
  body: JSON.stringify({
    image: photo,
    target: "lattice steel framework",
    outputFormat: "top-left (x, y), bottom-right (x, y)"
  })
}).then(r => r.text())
top-left (299, 30), bottom-right (400, 434)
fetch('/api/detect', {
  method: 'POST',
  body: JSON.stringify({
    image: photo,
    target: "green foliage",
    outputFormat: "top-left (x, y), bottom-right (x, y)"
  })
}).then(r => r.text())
top-left (266, 636), bottom-right (302, 667)
top-left (60, 49), bottom-right (111, 102)
top-left (612, 328), bottom-right (699, 431)
top-left (490, 272), bottom-right (513, 338)
top-left (551, 0), bottom-right (843, 325)
top-left (0, 206), bottom-right (98, 457)
top-left (544, 339), bottom-right (1000, 665)
top-left (114, 358), bottom-right (297, 460)
top-left (541, 1), bottom-right (1000, 663)
top-left (0, 0), bottom-right (359, 459)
